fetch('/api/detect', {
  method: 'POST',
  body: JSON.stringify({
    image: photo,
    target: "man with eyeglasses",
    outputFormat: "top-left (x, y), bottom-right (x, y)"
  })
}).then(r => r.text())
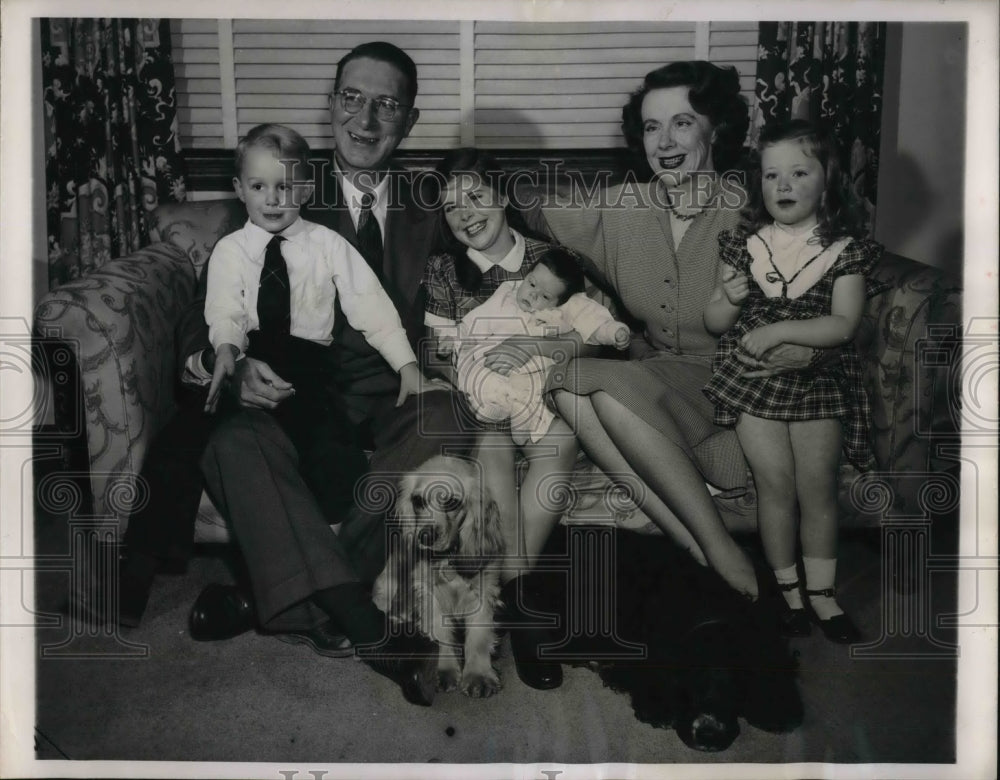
top-left (183, 42), bottom-right (476, 706)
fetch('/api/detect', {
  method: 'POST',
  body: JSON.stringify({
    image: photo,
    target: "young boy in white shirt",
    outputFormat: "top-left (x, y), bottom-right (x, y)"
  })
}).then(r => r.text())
top-left (203, 123), bottom-right (424, 521)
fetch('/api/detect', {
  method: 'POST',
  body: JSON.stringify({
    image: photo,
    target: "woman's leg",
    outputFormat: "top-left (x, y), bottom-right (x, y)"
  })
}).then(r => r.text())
top-left (473, 431), bottom-right (519, 582)
top-left (554, 390), bottom-right (754, 595)
top-left (553, 390), bottom-right (708, 563)
top-left (735, 414), bottom-right (798, 572)
top-left (519, 418), bottom-right (579, 566)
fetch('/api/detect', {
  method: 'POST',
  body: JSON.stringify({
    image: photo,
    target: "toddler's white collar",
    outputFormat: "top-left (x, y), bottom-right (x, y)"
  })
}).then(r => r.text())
top-left (242, 216), bottom-right (307, 255)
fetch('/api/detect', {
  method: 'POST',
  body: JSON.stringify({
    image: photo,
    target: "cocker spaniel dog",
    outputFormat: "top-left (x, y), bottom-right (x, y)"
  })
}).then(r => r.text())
top-left (373, 456), bottom-right (506, 698)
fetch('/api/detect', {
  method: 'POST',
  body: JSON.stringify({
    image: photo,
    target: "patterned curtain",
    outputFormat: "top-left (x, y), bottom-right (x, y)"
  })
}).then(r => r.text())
top-left (41, 18), bottom-right (187, 289)
top-left (750, 22), bottom-right (887, 229)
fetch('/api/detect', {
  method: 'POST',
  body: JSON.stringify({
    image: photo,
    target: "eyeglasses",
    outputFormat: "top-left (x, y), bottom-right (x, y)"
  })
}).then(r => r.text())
top-left (330, 89), bottom-right (411, 122)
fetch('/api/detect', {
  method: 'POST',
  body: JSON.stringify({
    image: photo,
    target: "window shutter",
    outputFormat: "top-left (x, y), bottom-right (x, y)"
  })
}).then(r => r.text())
top-left (708, 22), bottom-right (759, 108)
top-left (172, 19), bottom-right (224, 149)
top-left (230, 19), bottom-right (461, 149)
top-left (473, 22), bottom-right (698, 149)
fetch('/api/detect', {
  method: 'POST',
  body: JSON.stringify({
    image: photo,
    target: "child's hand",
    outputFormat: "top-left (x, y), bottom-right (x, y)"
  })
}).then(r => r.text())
top-left (613, 325), bottom-right (631, 350)
top-left (721, 265), bottom-right (749, 305)
top-left (740, 324), bottom-right (785, 359)
top-left (396, 362), bottom-right (442, 406)
top-left (205, 344), bottom-right (239, 413)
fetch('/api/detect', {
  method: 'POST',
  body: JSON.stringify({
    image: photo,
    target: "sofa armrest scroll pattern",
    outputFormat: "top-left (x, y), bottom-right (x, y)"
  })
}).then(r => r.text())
top-left (859, 252), bottom-right (962, 514)
top-left (34, 242), bottom-right (197, 522)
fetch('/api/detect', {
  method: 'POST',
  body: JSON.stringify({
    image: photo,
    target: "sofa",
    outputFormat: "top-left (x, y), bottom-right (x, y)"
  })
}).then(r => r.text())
top-left (33, 196), bottom-right (963, 548)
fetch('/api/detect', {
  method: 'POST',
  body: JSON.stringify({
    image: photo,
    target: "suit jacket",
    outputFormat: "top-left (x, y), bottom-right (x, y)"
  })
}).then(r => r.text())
top-left (301, 157), bottom-right (438, 400)
top-left (177, 155), bottom-right (439, 417)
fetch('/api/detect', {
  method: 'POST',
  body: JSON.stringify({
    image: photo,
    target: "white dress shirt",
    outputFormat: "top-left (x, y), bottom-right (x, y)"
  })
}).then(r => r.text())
top-left (338, 164), bottom-right (390, 238)
top-left (203, 217), bottom-right (415, 372)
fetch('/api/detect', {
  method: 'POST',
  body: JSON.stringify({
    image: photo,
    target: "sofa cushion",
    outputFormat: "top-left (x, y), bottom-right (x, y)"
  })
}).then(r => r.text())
top-left (148, 199), bottom-right (248, 279)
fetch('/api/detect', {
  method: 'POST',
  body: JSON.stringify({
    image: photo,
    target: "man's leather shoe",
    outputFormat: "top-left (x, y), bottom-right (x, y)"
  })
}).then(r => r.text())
top-left (272, 620), bottom-right (353, 658)
top-left (189, 583), bottom-right (255, 641)
top-left (509, 625), bottom-right (563, 690)
top-left (359, 633), bottom-right (439, 706)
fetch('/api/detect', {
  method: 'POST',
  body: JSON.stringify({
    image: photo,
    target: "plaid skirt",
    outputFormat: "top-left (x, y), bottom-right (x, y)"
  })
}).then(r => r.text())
top-left (703, 300), bottom-right (875, 470)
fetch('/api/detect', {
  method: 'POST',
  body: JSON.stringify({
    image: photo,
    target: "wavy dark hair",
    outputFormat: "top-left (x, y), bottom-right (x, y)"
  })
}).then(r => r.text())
top-left (741, 120), bottom-right (868, 247)
top-left (530, 246), bottom-right (586, 306)
top-left (621, 61), bottom-right (749, 176)
top-left (431, 147), bottom-right (549, 292)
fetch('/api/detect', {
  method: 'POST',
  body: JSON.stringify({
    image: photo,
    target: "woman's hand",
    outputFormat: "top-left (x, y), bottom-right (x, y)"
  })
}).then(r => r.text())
top-left (483, 336), bottom-right (537, 376)
top-left (485, 332), bottom-right (588, 375)
top-left (740, 324), bottom-right (787, 359)
top-left (721, 265), bottom-right (749, 305)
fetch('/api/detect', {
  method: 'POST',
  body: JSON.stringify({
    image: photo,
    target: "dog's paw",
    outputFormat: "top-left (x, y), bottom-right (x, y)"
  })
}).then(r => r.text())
top-left (460, 668), bottom-right (502, 699)
top-left (437, 668), bottom-right (461, 693)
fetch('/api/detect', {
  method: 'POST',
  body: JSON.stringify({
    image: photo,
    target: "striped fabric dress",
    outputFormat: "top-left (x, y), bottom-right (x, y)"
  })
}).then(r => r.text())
top-left (542, 179), bottom-right (750, 491)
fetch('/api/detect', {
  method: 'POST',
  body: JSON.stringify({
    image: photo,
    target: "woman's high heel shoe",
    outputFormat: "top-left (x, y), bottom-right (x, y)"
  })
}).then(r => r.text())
top-left (805, 588), bottom-right (861, 644)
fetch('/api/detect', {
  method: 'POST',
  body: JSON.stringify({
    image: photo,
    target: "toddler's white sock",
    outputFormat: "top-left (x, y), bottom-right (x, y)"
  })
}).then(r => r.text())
top-left (773, 564), bottom-right (803, 610)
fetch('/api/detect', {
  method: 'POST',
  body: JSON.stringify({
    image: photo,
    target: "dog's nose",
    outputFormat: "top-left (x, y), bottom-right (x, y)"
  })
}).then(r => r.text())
top-left (411, 494), bottom-right (426, 513)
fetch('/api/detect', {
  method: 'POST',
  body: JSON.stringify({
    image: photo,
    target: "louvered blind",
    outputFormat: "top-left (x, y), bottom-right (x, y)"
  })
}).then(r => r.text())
top-left (473, 22), bottom-right (697, 149)
top-left (708, 22), bottom-right (759, 107)
top-left (230, 19), bottom-right (461, 149)
top-left (172, 19), bottom-right (224, 149)
top-left (171, 20), bottom-right (762, 152)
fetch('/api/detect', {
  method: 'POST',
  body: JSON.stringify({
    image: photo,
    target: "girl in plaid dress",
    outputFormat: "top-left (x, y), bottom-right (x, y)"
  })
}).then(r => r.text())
top-left (421, 148), bottom-right (580, 690)
top-left (703, 121), bottom-right (884, 643)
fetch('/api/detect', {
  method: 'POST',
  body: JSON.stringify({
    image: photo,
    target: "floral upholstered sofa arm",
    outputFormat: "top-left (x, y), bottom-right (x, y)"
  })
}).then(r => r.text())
top-left (34, 243), bottom-right (199, 520)
top-left (849, 251), bottom-right (962, 520)
top-left (33, 198), bottom-right (247, 522)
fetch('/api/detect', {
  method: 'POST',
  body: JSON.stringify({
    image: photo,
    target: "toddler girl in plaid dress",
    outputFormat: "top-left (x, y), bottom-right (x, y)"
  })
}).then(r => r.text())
top-left (703, 121), bottom-right (885, 643)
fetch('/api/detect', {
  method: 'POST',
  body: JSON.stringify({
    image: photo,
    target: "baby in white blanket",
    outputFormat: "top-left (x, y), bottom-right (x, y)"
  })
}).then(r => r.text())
top-left (451, 248), bottom-right (629, 444)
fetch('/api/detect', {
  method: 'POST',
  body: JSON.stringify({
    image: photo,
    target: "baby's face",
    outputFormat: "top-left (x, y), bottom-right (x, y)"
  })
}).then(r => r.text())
top-left (515, 265), bottom-right (567, 313)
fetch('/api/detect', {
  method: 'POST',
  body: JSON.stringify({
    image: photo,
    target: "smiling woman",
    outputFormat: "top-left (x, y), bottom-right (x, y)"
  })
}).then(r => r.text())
top-left (541, 61), bottom-right (784, 599)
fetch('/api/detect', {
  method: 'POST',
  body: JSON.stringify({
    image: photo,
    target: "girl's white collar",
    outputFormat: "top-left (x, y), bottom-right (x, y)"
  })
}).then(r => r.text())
top-left (466, 229), bottom-right (525, 273)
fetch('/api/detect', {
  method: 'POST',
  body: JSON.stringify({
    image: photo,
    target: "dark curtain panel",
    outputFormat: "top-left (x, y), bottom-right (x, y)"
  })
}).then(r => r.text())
top-left (752, 22), bottom-right (887, 229)
top-left (41, 18), bottom-right (187, 288)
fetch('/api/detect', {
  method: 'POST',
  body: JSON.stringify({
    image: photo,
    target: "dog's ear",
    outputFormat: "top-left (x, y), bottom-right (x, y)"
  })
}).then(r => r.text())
top-left (480, 496), bottom-right (506, 561)
top-left (455, 476), bottom-right (505, 576)
top-left (378, 477), bottom-right (423, 621)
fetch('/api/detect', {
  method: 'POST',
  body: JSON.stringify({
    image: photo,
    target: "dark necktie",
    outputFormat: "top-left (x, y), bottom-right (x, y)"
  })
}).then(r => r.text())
top-left (257, 234), bottom-right (290, 335)
top-left (356, 192), bottom-right (384, 279)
